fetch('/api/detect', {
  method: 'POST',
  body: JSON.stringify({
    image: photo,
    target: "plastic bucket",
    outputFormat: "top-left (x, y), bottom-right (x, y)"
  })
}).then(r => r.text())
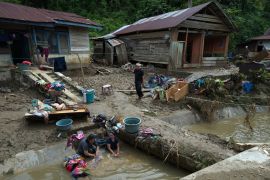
top-left (124, 117), bottom-right (141, 134)
top-left (56, 118), bottom-right (73, 131)
top-left (86, 89), bottom-right (95, 104)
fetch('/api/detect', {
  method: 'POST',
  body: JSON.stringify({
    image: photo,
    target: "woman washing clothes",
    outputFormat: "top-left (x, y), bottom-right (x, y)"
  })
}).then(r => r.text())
top-left (107, 133), bottom-right (120, 157)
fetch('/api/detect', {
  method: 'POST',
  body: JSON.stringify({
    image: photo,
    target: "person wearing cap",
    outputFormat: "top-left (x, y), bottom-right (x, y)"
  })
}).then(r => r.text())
top-left (77, 134), bottom-right (99, 159)
top-left (134, 63), bottom-right (144, 99)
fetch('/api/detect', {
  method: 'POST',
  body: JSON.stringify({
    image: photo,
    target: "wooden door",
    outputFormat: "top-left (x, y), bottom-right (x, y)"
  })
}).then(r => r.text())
top-left (170, 41), bottom-right (184, 69)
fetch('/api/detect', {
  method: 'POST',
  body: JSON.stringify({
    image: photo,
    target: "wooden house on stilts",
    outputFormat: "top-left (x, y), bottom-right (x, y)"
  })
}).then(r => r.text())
top-left (94, 1), bottom-right (236, 69)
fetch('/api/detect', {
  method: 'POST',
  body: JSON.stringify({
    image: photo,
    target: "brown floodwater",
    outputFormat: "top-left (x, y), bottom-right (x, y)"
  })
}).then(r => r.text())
top-left (4, 143), bottom-right (188, 180)
top-left (187, 113), bottom-right (270, 143)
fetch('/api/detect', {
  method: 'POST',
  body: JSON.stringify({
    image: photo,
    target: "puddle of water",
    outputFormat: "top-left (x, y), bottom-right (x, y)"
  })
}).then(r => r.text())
top-left (4, 143), bottom-right (188, 180)
top-left (187, 113), bottom-right (270, 143)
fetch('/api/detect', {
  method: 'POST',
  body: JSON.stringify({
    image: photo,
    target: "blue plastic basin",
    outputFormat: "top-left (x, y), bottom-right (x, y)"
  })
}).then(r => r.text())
top-left (56, 118), bottom-right (73, 131)
top-left (124, 117), bottom-right (141, 134)
top-left (17, 63), bottom-right (29, 71)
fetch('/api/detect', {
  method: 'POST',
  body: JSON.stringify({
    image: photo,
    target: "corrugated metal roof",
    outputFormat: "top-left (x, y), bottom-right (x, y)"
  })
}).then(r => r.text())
top-left (107, 39), bottom-right (124, 46)
top-left (0, 2), bottom-right (100, 28)
top-left (115, 1), bottom-right (235, 35)
top-left (250, 35), bottom-right (270, 41)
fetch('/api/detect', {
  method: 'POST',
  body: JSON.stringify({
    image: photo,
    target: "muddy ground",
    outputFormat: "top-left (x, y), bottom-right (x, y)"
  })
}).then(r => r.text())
top-left (0, 82), bottom-right (62, 163)
top-left (1, 63), bottom-right (264, 167)
top-left (63, 64), bottom-right (188, 116)
top-left (0, 64), bottom-right (187, 163)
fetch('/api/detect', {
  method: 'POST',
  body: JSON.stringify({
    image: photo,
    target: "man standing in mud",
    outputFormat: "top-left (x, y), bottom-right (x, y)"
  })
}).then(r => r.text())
top-left (134, 63), bottom-right (144, 99)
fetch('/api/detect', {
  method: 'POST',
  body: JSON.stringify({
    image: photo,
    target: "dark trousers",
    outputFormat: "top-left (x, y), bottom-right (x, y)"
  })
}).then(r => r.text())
top-left (135, 81), bottom-right (143, 98)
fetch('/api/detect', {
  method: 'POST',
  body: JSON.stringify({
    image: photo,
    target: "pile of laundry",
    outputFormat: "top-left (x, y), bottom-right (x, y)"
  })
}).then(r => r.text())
top-left (35, 80), bottom-right (65, 94)
top-left (49, 81), bottom-right (65, 91)
top-left (27, 98), bottom-right (67, 123)
top-left (144, 74), bottom-right (188, 102)
top-left (64, 154), bottom-right (91, 179)
top-left (66, 131), bottom-right (85, 150)
top-left (136, 127), bottom-right (161, 142)
top-left (145, 74), bottom-right (176, 89)
top-left (93, 114), bottom-right (123, 134)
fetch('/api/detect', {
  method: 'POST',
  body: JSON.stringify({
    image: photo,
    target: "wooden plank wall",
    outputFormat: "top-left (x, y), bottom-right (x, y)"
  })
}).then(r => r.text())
top-left (181, 13), bottom-right (230, 32)
top-left (93, 40), bottom-right (104, 59)
top-left (115, 44), bottom-right (128, 65)
top-left (120, 31), bottom-right (170, 64)
top-left (105, 42), bottom-right (113, 65)
top-left (69, 27), bottom-right (90, 52)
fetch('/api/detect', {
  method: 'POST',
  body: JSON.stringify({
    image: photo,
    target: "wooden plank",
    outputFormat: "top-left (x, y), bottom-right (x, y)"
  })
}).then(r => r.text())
top-left (183, 28), bottom-right (189, 66)
top-left (130, 58), bottom-right (169, 64)
top-left (224, 34), bottom-right (229, 59)
top-left (183, 63), bottom-right (200, 68)
top-left (203, 57), bottom-right (225, 61)
top-left (132, 54), bottom-right (169, 60)
top-left (115, 89), bottom-right (151, 92)
top-left (38, 72), bottom-right (82, 103)
top-left (181, 20), bottom-right (230, 32)
top-left (50, 109), bottom-right (87, 115)
top-left (188, 16), bottom-right (223, 24)
top-left (170, 28), bottom-right (178, 41)
top-left (200, 32), bottom-right (205, 64)
top-left (69, 27), bottom-right (90, 52)
top-left (194, 13), bottom-right (220, 20)
top-left (120, 44), bottom-right (128, 64)
top-left (120, 31), bottom-right (170, 39)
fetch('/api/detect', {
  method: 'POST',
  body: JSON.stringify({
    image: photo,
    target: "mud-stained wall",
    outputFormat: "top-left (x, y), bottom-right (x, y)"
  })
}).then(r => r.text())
top-left (119, 31), bottom-right (171, 64)
top-left (46, 53), bottom-right (90, 69)
top-left (69, 27), bottom-right (90, 52)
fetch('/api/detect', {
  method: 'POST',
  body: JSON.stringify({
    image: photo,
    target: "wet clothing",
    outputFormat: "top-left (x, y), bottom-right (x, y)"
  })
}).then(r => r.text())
top-left (107, 138), bottom-right (119, 150)
top-left (134, 68), bottom-right (144, 98)
top-left (77, 138), bottom-right (97, 157)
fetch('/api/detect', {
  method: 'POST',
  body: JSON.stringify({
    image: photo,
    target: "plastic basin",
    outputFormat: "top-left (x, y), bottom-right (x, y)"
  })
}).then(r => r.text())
top-left (124, 117), bottom-right (141, 134)
top-left (56, 118), bottom-right (73, 131)
top-left (17, 63), bottom-right (29, 71)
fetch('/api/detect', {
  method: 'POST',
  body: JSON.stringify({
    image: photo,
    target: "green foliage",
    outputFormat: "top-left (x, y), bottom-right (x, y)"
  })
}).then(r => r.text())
top-left (2, 0), bottom-right (270, 51)
top-left (249, 69), bottom-right (270, 83)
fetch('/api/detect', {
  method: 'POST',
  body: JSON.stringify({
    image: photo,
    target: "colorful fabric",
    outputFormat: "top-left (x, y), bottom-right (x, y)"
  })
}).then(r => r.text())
top-left (66, 133), bottom-right (85, 150)
top-left (42, 48), bottom-right (49, 62)
top-left (50, 81), bottom-right (65, 91)
top-left (64, 154), bottom-right (91, 178)
top-left (22, 60), bottom-right (32, 65)
top-left (140, 128), bottom-right (154, 137)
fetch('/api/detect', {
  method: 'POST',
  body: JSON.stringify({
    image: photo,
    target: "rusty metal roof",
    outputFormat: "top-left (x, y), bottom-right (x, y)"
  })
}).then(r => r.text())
top-left (250, 35), bottom-right (270, 41)
top-left (115, 1), bottom-right (236, 35)
top-left (107, 39), bottom-right (124, 46)
top-left (0, 2), bottom-right (100, 28)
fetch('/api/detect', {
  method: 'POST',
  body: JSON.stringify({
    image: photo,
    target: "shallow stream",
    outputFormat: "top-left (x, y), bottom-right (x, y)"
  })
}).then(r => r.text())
top-left (5, 143), bottom-right (188, 180)
top-left (187, 113), bottom-right (270, 143)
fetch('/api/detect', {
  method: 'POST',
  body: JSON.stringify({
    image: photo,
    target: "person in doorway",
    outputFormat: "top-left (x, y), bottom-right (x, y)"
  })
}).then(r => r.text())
top-left (107, 133), bottom-right (120, 157)
top-left (77, 134), bottom-right (99, 159)
top-left (134, 63), bottom-right (144, 99)
top-left (244, 46), bottom-right (250, 61)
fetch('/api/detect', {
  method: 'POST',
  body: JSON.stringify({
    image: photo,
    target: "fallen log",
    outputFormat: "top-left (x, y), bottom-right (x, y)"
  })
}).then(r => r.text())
top-left (233, 142), bottom-right (270, 152)
top-left (115, 89), bottom-right (151, 92)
